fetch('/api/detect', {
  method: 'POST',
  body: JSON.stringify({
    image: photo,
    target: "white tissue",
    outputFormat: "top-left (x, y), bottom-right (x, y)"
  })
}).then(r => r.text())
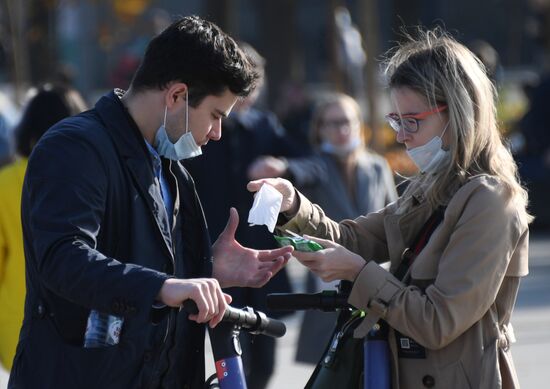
top-left (248, 184), bottom-right (283, 233)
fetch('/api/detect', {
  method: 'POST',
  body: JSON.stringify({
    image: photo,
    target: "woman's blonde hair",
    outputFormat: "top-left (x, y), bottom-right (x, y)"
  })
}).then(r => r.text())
top-left (309, 92), bottom-right (369, 148)
top-left (385, 28), bottom-right (530, 220)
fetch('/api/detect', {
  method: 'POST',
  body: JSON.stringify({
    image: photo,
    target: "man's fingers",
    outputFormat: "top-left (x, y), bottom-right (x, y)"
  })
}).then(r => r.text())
top-left (191, 291), bottom-right (209, 323)
top-left (257, 246), bottom-right (293, 261)
top-left (187, 279), bottom-right (226, 324)
top-left (210, 294), bottom-right (233, 328)
top-left (258, 256), bottom-right (287, 270)
top-left (271, 256), bottom-right (288, 272)
top-left (207, 281), bottom-right (219, 318)
top-left (209, 288), bottom-right (228, 328)
top-left (250, 270), bottom-right (273, 288)
top-left (223, 293), bottom-right (232, 304)
top-left (253, 257), bottom-right (288, 287)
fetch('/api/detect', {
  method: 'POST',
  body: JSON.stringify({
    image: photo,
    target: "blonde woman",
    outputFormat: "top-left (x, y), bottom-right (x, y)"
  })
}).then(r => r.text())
top-left (249, 29), bottom-right (530, 389)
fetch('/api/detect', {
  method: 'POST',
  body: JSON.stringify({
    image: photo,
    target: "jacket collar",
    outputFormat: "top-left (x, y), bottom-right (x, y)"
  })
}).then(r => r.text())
top-left (95, 90), bottom-right (175, 260)
top-left (95, 89), bottom-right (151, 160)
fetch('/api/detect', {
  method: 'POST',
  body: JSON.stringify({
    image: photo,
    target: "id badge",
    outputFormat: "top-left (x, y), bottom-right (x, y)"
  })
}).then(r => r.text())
top-left (395, 330), bottom-right (426, 359)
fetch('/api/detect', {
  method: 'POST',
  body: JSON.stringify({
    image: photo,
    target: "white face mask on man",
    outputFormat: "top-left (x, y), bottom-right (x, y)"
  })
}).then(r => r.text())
top-left (406, 122), bottom-right (450, 173)
top-left (155, 90), bottom-right (202, 160)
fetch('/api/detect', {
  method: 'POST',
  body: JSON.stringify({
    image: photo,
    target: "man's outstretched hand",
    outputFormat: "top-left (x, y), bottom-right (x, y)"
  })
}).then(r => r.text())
top-left (212, 208), bottom-right (293, 288)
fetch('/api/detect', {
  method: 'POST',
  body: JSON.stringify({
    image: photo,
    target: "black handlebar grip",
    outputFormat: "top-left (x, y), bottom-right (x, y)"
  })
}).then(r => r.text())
top-left (267, 293), bottom-right (322, 310)
top-left (182, 299), bottom-right (199, 314)
top-left (184, 300), bottom-right (246, 321)
top-left (222, 305), bottom-right (257, 327)
top-left (254, 311), bottom-right (286, 338)
top-left (267, 292), bottom-right (350, 312)
top-left (182, 300), bottom-right (286, 338)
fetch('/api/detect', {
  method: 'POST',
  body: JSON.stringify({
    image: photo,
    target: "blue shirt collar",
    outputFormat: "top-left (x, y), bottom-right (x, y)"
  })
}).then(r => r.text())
top-left (144, 139), bottom-right (162, 177)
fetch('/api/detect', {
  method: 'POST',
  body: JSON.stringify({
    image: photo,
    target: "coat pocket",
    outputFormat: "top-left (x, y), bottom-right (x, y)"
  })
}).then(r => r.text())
top-left (437, 360), bottom-right (472, 389)
top-left (25, 316), bottom-right (141, 388)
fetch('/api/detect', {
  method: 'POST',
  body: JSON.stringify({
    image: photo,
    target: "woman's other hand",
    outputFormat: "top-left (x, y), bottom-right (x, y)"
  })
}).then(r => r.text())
top-left (294, 235), bottom-right (366, 282)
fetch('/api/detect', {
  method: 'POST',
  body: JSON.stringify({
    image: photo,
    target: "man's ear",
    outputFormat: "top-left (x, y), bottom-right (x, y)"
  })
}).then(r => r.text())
top-left (164, 82), bottom-right (188, 108)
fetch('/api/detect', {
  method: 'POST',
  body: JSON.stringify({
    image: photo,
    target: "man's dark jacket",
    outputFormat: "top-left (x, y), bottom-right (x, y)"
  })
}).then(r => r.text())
top-left (9, 90), bottom-right (212, 389)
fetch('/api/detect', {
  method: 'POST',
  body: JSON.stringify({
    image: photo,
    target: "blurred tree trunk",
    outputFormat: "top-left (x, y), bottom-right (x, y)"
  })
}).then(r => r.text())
top-left (328, 0), bottom-right (346, 92)
top-left (5, 0), bottom-right (30, 102)
top-left (27, 0), bottom-right (57, 85)
top-left (357, 0), bottom-right (383, 151)
top-left (257, 0), bottom-right (300, 106)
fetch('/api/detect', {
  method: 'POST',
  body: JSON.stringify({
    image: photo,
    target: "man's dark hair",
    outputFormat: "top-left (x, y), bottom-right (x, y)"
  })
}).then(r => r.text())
top-left (16, 83), bottom-right (87, 157)
top-left (130, 15), bottom-right (259, 107)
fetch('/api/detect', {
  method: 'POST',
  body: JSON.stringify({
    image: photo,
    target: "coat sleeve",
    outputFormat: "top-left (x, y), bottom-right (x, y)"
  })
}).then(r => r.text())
top-left (23, 127), bottom-right (168, 320)
top-left (279, 189), bottom-right (392, 262)
top-left (285, 155), bottom-right (329, 188)
top-left (348, 179), bottom-right (527, 349)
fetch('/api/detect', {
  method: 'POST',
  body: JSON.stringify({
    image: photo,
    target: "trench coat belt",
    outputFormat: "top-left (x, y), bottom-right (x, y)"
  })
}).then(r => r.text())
top-left (498, 323), bottom-right (516, 351)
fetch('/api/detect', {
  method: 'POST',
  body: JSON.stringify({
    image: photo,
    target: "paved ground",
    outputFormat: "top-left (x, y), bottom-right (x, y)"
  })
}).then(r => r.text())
top-left (2, 234), bottom-right (550, 388)
top-left (507, 233), bottom-right (550, 388)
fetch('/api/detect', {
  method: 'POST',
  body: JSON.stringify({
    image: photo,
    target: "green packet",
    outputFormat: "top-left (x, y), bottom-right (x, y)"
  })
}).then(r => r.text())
top-left (273, 235), bottom-right (324, 252)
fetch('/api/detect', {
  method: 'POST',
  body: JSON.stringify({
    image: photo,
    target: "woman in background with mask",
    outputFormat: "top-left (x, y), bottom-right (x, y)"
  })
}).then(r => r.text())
top-left (292, 92), bottom-right (397, 364)
top-left (304, 92), bottom-right (397, 220)
top-left (248, 29), bottom-right (530, 388)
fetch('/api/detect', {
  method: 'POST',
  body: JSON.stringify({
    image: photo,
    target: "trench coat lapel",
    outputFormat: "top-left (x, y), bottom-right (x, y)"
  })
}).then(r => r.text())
top-left (385, 185), bottom-right (434, 274)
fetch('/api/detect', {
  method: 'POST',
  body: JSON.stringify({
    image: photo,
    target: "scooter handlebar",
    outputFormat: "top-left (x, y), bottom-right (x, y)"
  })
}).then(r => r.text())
top-left (182, 300), bottom-right (286, 338)
top-left (266, 291), bottom-right (350, 312)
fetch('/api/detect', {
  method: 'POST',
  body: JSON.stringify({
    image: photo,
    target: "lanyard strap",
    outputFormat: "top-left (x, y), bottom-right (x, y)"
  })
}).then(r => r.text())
top-left (393, 206), bottom-right (445, 281)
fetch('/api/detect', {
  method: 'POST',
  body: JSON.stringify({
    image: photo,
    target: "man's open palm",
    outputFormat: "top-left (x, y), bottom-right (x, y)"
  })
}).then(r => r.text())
top-left (212, 208), bottom-right (293, 288)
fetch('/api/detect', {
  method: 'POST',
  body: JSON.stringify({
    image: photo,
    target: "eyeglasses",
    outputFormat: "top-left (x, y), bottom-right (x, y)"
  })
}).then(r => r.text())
top-left (385, 105), bottom-right (447, 133)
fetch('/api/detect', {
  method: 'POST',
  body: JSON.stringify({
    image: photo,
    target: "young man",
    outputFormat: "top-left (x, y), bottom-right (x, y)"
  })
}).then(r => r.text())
top-left (9, 16), bottom-right (292, 388)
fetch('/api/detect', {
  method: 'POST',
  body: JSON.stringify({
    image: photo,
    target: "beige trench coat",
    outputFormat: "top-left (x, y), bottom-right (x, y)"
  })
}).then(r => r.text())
top-left (281, 175), bottom-right (529, 389)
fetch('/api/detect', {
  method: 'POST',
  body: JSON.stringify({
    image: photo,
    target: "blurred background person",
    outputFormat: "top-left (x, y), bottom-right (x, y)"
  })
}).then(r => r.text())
top-left (0, 111), bottom-right (13, 168)
top-left (513, 75), bottom-right (550, 230)
top-left (275, 81), bottom-right (317, 156)
top-left (333, 6), bottom-right (368, 110)
top-left (290, 92), bottom-right (398, 364)
top-left (108, 8), bottom-right (171, 89)
top-left (0, 83), bottom-right (87, 371)
top-left (468, 39), bottom-right (502, 86)
top-left (184, 42), bottom-right (309, 389)
top-left (0, 91), bottom-right (20, 169)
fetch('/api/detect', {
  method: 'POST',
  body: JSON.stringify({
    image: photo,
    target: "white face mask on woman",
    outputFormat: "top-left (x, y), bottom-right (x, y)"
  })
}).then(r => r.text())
top-left (407, 122), bottom-right (450, 173)
top-left (155, 91), bottom-right (202, 160)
